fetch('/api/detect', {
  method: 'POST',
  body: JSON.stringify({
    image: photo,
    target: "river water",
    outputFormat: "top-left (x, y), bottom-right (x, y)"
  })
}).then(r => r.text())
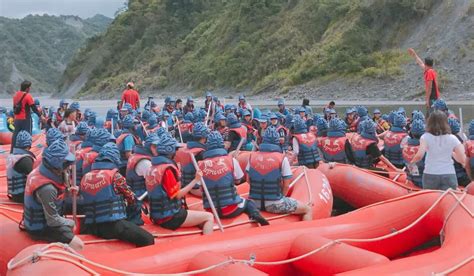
top-left (2, 97), bottom-right (473, 127)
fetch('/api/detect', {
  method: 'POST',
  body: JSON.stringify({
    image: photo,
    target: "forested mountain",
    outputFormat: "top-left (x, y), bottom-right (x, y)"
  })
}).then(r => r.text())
top-left (0, 14), bottom-right (112, 94)
top-left (60, 0), bottom-right (473, 99)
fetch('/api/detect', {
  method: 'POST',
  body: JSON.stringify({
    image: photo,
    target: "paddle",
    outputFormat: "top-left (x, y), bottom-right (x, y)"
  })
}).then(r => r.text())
top-left (189, 152), bottom-right (225, 232)
top-left (174, 116), bottom-right (183, 143)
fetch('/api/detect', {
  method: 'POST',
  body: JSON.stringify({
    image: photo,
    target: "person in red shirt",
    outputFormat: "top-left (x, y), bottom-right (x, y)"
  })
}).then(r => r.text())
top-left (121, 82), bottom-right (140, 110)
top-left (11, 81), bottom-right (42, 153)
top-left (408, 48), bottom-right (441, 115)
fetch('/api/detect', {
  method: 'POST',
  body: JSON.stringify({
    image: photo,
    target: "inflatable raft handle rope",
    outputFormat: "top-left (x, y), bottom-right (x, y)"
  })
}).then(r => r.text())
top-left (7, 189), bottom-right (472, 276)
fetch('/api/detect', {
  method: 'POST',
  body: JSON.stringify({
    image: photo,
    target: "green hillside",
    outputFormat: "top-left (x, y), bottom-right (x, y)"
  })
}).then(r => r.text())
top-left (0, 14), bottom-right (112, 94)
top-left (60, 0), bottom-right (440, 97)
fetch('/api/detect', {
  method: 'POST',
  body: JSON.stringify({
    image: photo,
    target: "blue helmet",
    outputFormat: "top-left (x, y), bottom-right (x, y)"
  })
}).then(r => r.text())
top-left (277, 99), bottom-right (285, 106)
top-left (123, 103), bottom-right (133, 113)
top-left (106, 108), bottom-right (118, 120)
top-left (230, 104), bottom-right (237, 111)
top-left (69, 102), bottom-right (80, 111)
top-left (46, 128), bottom-right (64, 146)
top-left (284, 113), bottom-right (294, 129)
top-left (184, 112), bottom-right (194, 123)
top-left (227, 113), bottom-right (241, 128)
top-left (157, 133), bottom-right (179, 155)
top-left (193, 122), bottom-right (210, 138)
top-left (360, 119), bottom-right (376, 136)
top-left (373, 109), bottom-right (381, 114)
top-left (174, 110), bottom-right (183, 119)
top-left (206, 131), bottom-right (224, 150)
top-left (215, 112), bottom-right (226, 121)
top-left (381, 114), bottom-right (390, 122)
top-left (59, 99), bottom-right (69, 107)
top-left (90, 128), bottom-right (112, 147)
top-left (397, 107), bottom-right (406, 116)
top-left (293, 117), bottom-right (308, 133)
top-left (388, 111), bottom-right (397, 125)
top-left (315, 117), bottom-right (328, 133)
top-left (141, 110), bottom-right (152, 122)
top-left (241, 109), bottom-right (251, 117)
top-left (328, 118), bottom-right (346, 132)
top-left (295, 106), bottom-right (306, 115)
top-left (205, 91), bottom-right (212, 97)
top-left (96, 142), bottom-right (121, 166)
top-left (410, 119), bottom-right (425, 136)
top-left (164, 96), bottom-right (171, 104)
top-left (198, 109), bottom-right (207, 120)
top-left (412, 110), bottom-right (425, 122)
top-left (34, 99), bottom-right (40, 106)
top-left (262, 127), bottom-right (280, 146)
top-left (87, 112), bottom-right (97, 126)
top-left (356, 106), bottom-right (368, 117)
top-left (469, 120), bottom-right (474, 136)
top-left (269, 112), bottom-right (278, 120)
top-left (148, 114), bottom-right (158, 128)
top-left (43, 139), bottom-right (75, 169)
top-left (393, 112), bottom-right (407, 128)
top-left (432, 99), bottom-right (448, 111)
top-left (144, 132), bottom-right (159, 148)
top-left (76, 122), bottom-right (89, 135)
top-left (122, 114), bottom-right (135, 129)
top-left (448, 118), bottom-right (461, 134)
top-left (224, 104), bottom-right (232, 111)
top-left (15, 130), bottom-right (32, 148)
top-left (95, 117), bottom-right (105, 129)
top-left (238, 95), bottom-right (245, 101)
top-left (346, 108), bottom-right (354, 115)
top-left (155, 127), bottom-right (167, 138)
top-left (187, 97), bottom-right (194, 103)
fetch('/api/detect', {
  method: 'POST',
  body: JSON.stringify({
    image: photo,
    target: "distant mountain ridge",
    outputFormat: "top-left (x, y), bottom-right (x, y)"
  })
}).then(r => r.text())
top-left (0, 14), bottom-right (112, 94)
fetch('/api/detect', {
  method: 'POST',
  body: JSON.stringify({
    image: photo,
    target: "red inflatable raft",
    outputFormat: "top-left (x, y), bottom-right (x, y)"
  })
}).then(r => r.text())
top-left (318, 162), bottom-right (420, 208)
top-left (7, 190), bottom-right (472, 275)
top-left (0, 166), bottom-right (332, 274)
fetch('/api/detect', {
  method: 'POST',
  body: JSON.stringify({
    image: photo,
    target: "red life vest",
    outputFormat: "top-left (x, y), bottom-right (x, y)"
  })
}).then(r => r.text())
top-left (383, 131), bottom-right (408, 166)
top-left (24, 168), bottom-right (65, 231)
top-left (293, 132), bottom-right (321, 165)
top-left (174, 145), bottom-right (205, 186)
top-left (351, 134), bottom-right (375, 168)
top-left (126, 153), bottom-right (151, 193)
top-left (230, 125), bottom-right (247, 139)
top-left (80, 167), bottom-right (127, 224)
top-left (320, 136), bottom-right (347, 163)
top-left (145, 160), bottom-right (182, 223)
top-left (199, 149), bottom-right (241, 216)
top-left (82, 151), bottom-right (99, 174)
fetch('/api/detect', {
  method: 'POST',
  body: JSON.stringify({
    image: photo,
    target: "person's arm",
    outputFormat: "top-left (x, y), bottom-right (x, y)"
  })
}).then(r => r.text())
top-left (135, 159), bottom-right (152, 177)
top-left (113, 172), bottom-right (137, 205)
top-left (123, 135), bottom-right (135, 158)
top-left (292, 137), bottom-right (299, 155)
top-left (281, 157), bottom-right (293, 196)
top-left (411, 137), bottom-right (428, 164)
top-left (13, 156), bottom-right (34, 175)
top-left (408, 48), bottom-right (426, 70)
top-left (121, 92), bottom-right (126, 108)
top-left (344, 140), bottom-right (355, 164)
top-left (35, 184), bottom-right (75, 228)
top-left (367, 142), bottom-right (382, 165)
top-left (452, 144), bottom-right (466, 167)
top-left (232, 158), bottom-right (244, 185)
top-left (176, 170), bottom-right (202, 199)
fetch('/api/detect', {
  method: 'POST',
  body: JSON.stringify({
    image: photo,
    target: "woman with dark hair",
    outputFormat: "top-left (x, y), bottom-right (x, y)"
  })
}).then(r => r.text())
top-left (58, 108), bottom-right (77, 137)
top-left (410, 111), bottom-right (466, 190)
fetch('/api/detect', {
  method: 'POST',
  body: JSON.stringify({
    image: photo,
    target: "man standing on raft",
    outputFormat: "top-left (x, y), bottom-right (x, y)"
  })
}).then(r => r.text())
top-left (408, 48), bottom-right (440, 116)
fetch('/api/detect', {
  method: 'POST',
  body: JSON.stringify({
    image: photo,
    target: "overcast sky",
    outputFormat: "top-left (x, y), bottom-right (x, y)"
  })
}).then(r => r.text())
top-left (0, 0), bottom-right (126, 19)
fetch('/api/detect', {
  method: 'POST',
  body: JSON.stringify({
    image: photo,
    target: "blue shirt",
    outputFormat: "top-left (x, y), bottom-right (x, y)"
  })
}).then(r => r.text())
top-left (123, 135), bottom-right (135, 151)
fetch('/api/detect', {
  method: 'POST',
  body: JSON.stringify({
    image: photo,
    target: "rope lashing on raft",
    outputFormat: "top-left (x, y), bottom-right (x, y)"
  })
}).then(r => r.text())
top-left (8, 189), bottom-right (472, 275)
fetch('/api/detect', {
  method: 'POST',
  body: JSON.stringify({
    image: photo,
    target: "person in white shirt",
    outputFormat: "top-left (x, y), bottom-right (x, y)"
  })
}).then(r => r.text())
top-left (411, 111), bottom-right (466, 190)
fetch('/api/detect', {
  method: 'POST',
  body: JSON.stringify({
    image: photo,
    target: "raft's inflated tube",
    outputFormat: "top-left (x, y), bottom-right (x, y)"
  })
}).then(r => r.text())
top-left (290, 234), bottom-right (389, 275)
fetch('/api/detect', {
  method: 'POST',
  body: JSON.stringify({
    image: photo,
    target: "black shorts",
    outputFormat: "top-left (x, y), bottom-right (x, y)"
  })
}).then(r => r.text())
top-left (159, 209), bottom-right (188, 230)
top-left (27, 225), bottom-right (74, 244)
top-left (81, 219), bottom-right (154, 247)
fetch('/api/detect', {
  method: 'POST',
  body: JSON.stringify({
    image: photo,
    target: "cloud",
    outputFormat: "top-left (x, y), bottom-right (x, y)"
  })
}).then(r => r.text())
top-left (0, 0), bottom-right (125, 19)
